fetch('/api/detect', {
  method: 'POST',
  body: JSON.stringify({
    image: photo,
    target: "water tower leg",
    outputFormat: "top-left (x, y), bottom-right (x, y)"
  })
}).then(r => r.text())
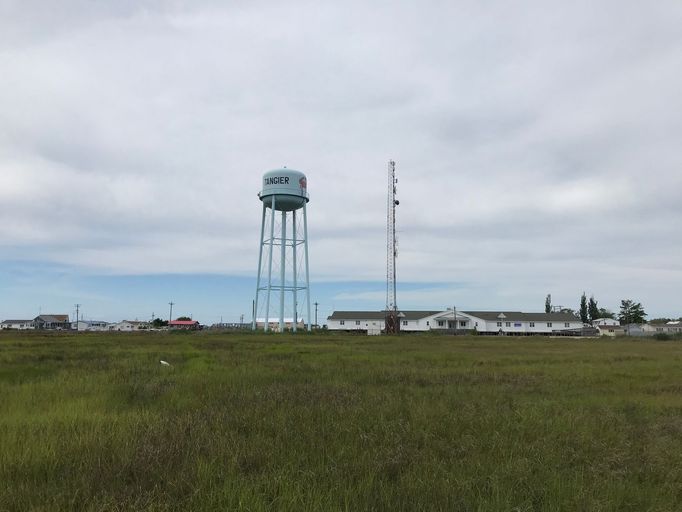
top-left (279, 210), bottom-right (286, 332)
top-left (292, 210), bottom-right (297, 333)
top-left (303, 203), bottom-right (312, 332)
top-left (252, 203), bottom-right (267, 330)
top-left (264, 196), bottom-right (276, 332)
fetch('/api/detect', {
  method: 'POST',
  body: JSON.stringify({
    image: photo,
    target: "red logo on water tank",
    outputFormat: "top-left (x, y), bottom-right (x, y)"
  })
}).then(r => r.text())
top-left (299, 177), bottom-right (307, 189)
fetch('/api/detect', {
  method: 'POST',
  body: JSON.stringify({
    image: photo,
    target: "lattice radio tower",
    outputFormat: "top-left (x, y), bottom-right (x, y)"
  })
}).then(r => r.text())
top-left (385, 160), bottom-right (400, 334)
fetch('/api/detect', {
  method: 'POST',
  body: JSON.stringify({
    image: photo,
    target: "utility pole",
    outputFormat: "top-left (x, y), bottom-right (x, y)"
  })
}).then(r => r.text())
top-left (454, 305), bottom-right (457, 336)
top-left (168, 301), bottom-right (175, 325)
top-left (74, 304), bottom-right (81, 332)
top-left (314, 302), bottom-right (319, 328)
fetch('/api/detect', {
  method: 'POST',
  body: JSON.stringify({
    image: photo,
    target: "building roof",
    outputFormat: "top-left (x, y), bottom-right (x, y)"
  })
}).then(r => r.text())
top-left (328, 310), bottom-right (580, 322)
top-left (35, 314), bottom-right (69, 322)
top-left (169, 320), bottom-right (199, 325)
top-left (461, 311), bottom-right (580, 322)
top-left (327, 311), bottom-right (442, 321)
top-left (1, 319), bottom-right (34, 324)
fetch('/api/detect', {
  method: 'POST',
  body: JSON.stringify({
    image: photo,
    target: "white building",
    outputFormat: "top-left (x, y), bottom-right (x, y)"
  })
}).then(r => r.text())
top-left (641, 323), bottom-right (682, 336)
top-left (111, 320), bottom-right (150, 331)
top-left (592, 318), bottom-right (620, 326)
top-left (0, 319), bottom-right (35, 330)
top-left (604, 323), bottom-right (682, 337)
top-left (597, 324), bottom-right (626, 337)
top-left (327, 310), bottom-right (584, 335)
top-left (73, 320), bottom-right (111, 331)
top-left (255, 318), bottom-right (304, 331)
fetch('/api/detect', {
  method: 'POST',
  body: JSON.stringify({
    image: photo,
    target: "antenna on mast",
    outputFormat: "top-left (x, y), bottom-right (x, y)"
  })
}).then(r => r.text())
top-left (385, 160), bottom-right (400, 334)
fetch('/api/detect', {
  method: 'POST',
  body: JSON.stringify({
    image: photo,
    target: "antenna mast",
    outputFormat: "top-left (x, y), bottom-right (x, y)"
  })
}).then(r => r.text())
top-left (385, 160), bottom-right (399, 334)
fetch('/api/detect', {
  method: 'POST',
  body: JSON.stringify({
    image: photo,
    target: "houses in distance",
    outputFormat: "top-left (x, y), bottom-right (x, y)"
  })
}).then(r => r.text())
top-left (2, 309), bottom-right (680, 337)
top-left (0, 315), bottom-right (201, 331)
top-left (1, 315), bottom-right (71, 331)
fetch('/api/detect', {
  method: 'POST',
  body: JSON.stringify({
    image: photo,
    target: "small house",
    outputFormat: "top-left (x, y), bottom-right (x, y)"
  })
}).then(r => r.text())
top-left (0, 319), bottom-right (35, 330)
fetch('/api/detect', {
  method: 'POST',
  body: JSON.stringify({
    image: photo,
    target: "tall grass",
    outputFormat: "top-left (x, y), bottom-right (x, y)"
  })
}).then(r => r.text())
top-left (1, 331), bottom-right (681, 511)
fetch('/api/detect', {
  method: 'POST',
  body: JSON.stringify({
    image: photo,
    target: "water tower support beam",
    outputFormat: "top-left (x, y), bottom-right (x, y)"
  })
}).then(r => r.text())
top-left (280, 210), bottom-right (286, 332)
top-left (292, 210), bottom-right (298, 333)
top-left (252, 203), bottom-right (267, 330)
top-left (303, 202), bottom-right (311, 332)
top-left (264, 195), bottom-right (277, 332)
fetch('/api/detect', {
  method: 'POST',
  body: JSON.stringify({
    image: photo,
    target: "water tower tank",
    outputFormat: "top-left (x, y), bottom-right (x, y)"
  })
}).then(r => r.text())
top-left (259, 169), bottom-right (308, 211)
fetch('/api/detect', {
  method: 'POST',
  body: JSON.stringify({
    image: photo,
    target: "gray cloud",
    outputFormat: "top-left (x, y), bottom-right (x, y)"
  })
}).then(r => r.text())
top-left (1, 0), bottom-right (681, 314)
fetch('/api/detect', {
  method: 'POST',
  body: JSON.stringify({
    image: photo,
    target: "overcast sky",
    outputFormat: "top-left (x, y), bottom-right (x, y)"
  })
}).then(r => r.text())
top-left (1, 0), bottom-right (681, 322)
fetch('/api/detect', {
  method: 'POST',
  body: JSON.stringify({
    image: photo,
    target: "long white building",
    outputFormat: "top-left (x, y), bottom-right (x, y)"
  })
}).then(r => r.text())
top-left (0, 319), bottom-right (35, 330)
top-left (327, 310), bottom-right (584, 335)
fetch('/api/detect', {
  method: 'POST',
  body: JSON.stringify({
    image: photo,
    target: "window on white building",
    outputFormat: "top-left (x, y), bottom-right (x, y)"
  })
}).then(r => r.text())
top-left (355, 321), bottom-right (360, 325)
top-left (530, 322), bottom-right (535, 327)
top-left (402, 320), bottom-right (408, 326)
top-left (460, 321), bottom-right (466, 327)
top-left (505, 322), bottom-right (511, 327)
top-left (564, 323), bottom-right (570, 328)
top-left (438, 321), bottom-right (444, 327)
top-left (547, 322), bottom-right (552, 327)
top-left (340, 320), bottom-right (345, 325)
top-left (497, 322), bottom-right (502, 327)
top-left (426, 321), bottom-right (430, 326)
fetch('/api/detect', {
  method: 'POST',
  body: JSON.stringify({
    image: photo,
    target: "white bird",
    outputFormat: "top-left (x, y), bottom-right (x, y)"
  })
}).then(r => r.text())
top-left (160, 360), bottom-right (171, 366)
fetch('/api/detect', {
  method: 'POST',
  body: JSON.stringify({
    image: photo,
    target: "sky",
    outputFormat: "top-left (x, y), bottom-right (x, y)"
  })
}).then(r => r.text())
top-left (1, 0), bottom-right (681, 324)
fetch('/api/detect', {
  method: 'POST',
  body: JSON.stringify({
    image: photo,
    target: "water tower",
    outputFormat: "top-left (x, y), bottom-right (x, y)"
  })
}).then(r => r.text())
top-left (252, 168), bottom-right (311, 332)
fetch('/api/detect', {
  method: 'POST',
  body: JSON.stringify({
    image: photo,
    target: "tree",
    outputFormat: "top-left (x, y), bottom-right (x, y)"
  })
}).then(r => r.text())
top-left (618, 299), bottom-right (647, 325)
top-left (588, 296), bottom-right (599, 323)
top-left (176, 316), bottom-right (192, 321)
top-left (152, 318), bottom-right (168, 328)
top-left (579, 292), bottom-right (588, 324)
top-left (545, 294), bottom-right (552, 314)
top-left (598, 307), bottom-right (615, 319)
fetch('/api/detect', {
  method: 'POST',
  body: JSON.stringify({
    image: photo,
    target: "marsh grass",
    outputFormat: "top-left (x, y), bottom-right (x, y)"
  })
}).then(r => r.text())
top-left (1, 331), bottom-right (681, 511)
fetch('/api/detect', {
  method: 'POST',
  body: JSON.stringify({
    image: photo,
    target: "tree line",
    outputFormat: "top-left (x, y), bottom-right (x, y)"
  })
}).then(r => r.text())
top-left (544, 293), bottom-right (649, 325)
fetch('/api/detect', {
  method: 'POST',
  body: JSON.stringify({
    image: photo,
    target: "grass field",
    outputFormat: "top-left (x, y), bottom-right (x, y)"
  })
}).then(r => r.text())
top-left (1, 331), bottom-right (681, 511)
